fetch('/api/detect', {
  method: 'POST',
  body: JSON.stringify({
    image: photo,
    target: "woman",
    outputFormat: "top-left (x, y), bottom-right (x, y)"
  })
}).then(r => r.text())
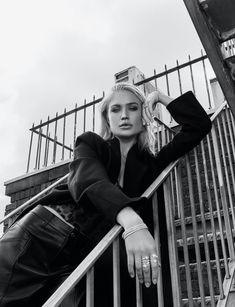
top-left (67, 83), bottom-right (212, 306)
top-left (0, 83), bottom-right (211, 306)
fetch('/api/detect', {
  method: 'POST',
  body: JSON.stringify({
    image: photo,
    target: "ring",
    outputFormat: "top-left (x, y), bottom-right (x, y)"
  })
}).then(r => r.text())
top-left (142, 256), bottom-right (150, 261)
top-left (150, 254), bottom-right (161, 267)
top-left (141, 257), bottom-right (150, 270)
top-left (144, 105), bottom-right (148, 109)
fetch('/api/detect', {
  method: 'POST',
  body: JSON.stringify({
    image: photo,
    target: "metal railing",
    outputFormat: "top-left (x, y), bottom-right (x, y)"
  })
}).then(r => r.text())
top-left (26, 51), bottom-right (217, 173)
top-left (40, 100), bottom-right (235, 306)
top-left (2, 100), bottom-right (235, 306)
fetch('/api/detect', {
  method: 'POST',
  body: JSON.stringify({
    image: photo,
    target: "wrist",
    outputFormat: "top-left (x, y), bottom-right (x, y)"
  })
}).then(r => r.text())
top-left (116, 207), bottom-right (143, 230)
top-left (159, 93), bottom-right (174, 107)
top-left (122, 222), bottom-right (148, 240)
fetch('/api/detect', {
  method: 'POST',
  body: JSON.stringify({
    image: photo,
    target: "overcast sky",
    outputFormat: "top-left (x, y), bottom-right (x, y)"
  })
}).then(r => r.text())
top-left (0, 0), bottom-right (204, 233)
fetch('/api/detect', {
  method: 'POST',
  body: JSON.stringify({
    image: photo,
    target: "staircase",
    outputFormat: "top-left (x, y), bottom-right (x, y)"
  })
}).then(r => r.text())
top-left (29, 100), bottom-right (233, 307)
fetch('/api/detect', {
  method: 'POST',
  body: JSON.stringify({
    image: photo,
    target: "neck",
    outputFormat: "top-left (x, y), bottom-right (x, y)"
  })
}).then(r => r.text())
top-left (117, 137), bottom-right (137, 157)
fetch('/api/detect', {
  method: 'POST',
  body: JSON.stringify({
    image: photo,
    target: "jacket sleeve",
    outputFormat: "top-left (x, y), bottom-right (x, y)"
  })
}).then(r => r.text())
top-left (68, 132), bottom-right (146, 224)
top-left (153, 91), bottom-right (212, 172)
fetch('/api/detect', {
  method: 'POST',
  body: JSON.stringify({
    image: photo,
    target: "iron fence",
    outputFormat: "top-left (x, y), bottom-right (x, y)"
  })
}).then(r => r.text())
top-left (26, 51), bottom-right (218, 173)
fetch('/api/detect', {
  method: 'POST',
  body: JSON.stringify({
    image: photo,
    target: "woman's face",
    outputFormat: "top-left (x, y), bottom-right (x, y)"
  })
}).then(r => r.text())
top-left (107, 90), bottom-right (144, 141)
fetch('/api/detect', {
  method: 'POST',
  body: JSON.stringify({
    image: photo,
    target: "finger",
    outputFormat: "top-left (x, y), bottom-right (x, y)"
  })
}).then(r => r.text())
top-left (150, 254), bottom-right (160, 285)
top-left (149, 98), bottom-right (157, 114)
top-left (135, 256), bottom-right (144, 284)
top-left (144, 104), bottom-right (152, 122)
top-left (127, 253), bottom-right (135, 278)
top-left (142, 256), bottom-right (151, 288)
top-left (142, 107), bottom-right (149, 126)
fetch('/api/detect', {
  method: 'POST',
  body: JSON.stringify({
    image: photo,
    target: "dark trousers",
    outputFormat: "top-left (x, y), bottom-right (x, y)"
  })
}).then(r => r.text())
top-left (0, 205), bottom-right (87, 307)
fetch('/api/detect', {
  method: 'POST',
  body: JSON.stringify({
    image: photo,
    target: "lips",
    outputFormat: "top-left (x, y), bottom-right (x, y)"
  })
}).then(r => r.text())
top-left (119, 123), bottom-right (132, 128)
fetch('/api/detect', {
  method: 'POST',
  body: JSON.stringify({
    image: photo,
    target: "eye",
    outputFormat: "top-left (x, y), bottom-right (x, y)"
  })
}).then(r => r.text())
top-left (128, 104), bottom-right (139, 111)
top-left (110, 106), bottom-right (120, 113)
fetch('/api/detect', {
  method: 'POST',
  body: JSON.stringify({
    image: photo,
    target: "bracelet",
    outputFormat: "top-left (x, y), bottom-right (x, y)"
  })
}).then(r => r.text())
top-left (122, 223), bottom-right (148, 240)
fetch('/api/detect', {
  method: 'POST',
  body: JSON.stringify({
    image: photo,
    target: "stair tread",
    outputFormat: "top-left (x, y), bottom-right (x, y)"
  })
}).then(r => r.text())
top-left (175, 208), bottom-right (233, 227)
top-left (179, 258), bottom-right (228, 270)
top-left (182, 295), bottom-right (219, 306)
top-left (177, 229), bottom-right (235, 246)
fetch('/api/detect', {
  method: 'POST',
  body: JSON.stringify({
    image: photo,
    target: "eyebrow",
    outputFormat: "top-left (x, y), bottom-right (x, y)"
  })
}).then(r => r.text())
top-left (110, 102), bottom-right (140, 107)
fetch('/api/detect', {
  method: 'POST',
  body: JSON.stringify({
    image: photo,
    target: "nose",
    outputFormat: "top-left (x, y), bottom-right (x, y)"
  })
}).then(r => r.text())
top-left (121, 107), bottom-right (129, 119)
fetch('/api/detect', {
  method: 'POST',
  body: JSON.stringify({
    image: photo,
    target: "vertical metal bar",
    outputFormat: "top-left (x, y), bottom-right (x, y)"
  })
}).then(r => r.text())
top-left (69, 145), bottom-right (72, 159)
top-left (35, 121), bottom-right (43, 170)
top-left (142, 74), bottom-right (146, 95)
top-left (188, 55), bottom-right (196, 95)
top-left (45, 132), bottom-right (50, 167)
top-left (73, 103), bottom-right (78, 146)
top-left (229, 107), bottom-right (235, 137)
top-left (163, 177), bottom-right (182, 306)
top-left (62, 108), bottom-right (66, 161)
top-left (161, 125), bottom-right (166, 147)
top-left (83, 99), bottom-right (86, 133)
top-left (113, 237), bottom-right (121, 307)
top-left (175, 165), bottom-right (194, 306)
top-left (43, 116), bottom-right (50, 167)
top-left (136, 277), bottom-right (143, 307)
top-left (37, 127), bottom-right (43, 169)
top-left (226, 108), bottom-right (235, 164)
top-left (201, 50), bottom-right (212, 109)
top-left (211, 123), bottom-right (235, 261)
top-left (86, 268), bottom-right (94, 307)
top-left (154, 69), bottom-right (158, 89)
top-left (216, 114), bottom-right (235, 230)
top-left (52, 113), bottom-right (58, 164)
top-left (176, 60), bottom-right (183, 95)
top-left (220, 112), bottom-right (235, 229)
top-left (194, 146), bottom-right (215, 306)
top-left (93, 96), bottom-right (96, 132)
top-left (152, 193), bottom-right (164, 307)
top-left (201, 140), bottom-right (225, 299)
top-left (206, 132), bottom-right (230, 278)
top-left (165, 64), bottom-right (173, 123)
top-left (26, 123), bottom-right (34, 173)
top-left (185, 154), bottom-right (206, 306)
top-left (165, 64), bottom-right (170, 96)
top-left (157, 123), bottom-right (160, 152)
top-left (34, 124), bottom-right (41, 170)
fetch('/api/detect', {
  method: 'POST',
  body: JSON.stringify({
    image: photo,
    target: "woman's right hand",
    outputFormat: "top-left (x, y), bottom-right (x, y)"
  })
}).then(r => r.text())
top-left (124, 228), bottom-right (160, 287)
top-left (143, 89), bottom-right (174, 125)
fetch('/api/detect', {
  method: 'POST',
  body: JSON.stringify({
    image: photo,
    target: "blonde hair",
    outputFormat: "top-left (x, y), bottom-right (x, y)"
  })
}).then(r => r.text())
top-left (98, 82), bottom-right (157, 155)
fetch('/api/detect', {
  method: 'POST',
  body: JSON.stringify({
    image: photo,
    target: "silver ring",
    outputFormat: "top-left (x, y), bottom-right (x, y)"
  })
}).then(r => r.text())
top-left (141, 257), bottom-right (150, 270)
top-left (142, 256), bottom-right (150, 261)
top-left (143, 105), bottom-right (148, 109)
top-left (150, 254), bottom-right (161, 267)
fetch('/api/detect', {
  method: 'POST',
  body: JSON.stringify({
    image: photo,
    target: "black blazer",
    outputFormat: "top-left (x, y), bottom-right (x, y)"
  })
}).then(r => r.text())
top-left (67, 91), bottom-right (211, 242)
top-left (27, 91), bottom-right (212, 244)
